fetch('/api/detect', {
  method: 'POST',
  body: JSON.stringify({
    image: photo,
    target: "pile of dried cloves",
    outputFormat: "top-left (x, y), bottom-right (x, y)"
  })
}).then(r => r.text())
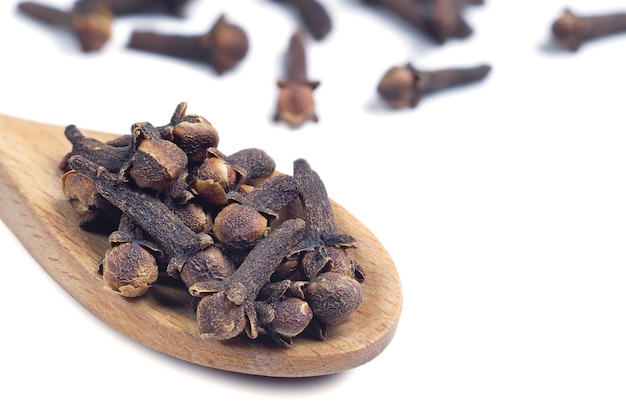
top-left (59, 102), bottom-right (364, 347)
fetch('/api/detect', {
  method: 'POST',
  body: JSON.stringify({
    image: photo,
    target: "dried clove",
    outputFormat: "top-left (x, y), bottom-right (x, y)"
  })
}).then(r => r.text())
top-left (551, 9), bottom-right (626, 52)
top-left (190, 156), bottom-right (238, 206)
top-left (63, 124), bottom-right (134, 173)
top-left (424, 0), bottom-right (484, 44)
top-left (291, 158), bottom-right (359, 278)
top-left (274, 30), bottom-right (320, 128)
top-left (161, 102), bottom-right (220, 165)
top-left (68, 155), bottom-right (212, 276)
top-left (303, 271), bottom-right (362, 325)
top-left (255, 297), bottom-right (313, 347)
top-left (74, 0), bottom-right (192, 17)
top-left (190, 147), bottom-right (276, 206)
top-left (212, 203), bottom-right (270, 250)
top-left (362, 0), bottom-right (483, 44)
top-left (99, 215), bottom-right (160, 297)
top-left (61, 169), bottom-right (119, 233)
top-left (127, 122), bottom-right (188, 193)
top-left (212, 174), bottom-right (300, 249)
top-left (220, 148), bottom-right (277, 185)
top-left (18, 1), bottom-right (114, 52)
top-left (291, 159), bottom-right (364, 327)
top-left (127, 14), bottom-right (249, 75)
top-left (191, 218), bottom-right (306, 341)
top-left (180, 245), bottom-right (235, 290)
top-left (377, 62), bottom-right (491, 109)
top-left (270, 0), bottom-right (332, 41)
top-left (170, 200), bottom-right (213, 235)
top-left (361, 0), bottom-right (430, 38)
top-left (226, 174), bottom-right (300, 222)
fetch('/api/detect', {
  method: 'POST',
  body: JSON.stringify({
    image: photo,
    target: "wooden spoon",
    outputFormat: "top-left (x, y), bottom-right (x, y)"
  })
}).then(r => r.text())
top-left (0, 113), bottom-right (402, 378)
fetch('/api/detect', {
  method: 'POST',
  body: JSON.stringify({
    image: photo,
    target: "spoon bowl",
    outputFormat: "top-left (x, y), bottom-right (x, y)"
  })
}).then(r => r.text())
top-left (0, 113), bottom-right (402, 377)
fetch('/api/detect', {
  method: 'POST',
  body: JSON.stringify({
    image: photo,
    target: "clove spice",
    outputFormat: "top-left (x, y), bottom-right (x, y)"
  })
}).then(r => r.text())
top-left (291, 158), bottom-right (364, 329)
top-left (191, 218), bottom-right (306, 341)
top-left (274, 30), bottom-right (320, 128)
top-left (74, 0), bottom-right (193, 17)
top-left (361, 0), bottom-right (484, 44)
top-left (18, 1), bottom-right (114, 52)
top-left (377, 62), bottom-right (492, 109)
top-left (212, 174), bottom-right (300, 250)
top-left (424, 0), bottom-right (484, 44)
top-left (551, 8), bottom-right (626, 52)
top-left (127, 14), bottom-right (249, 75)
top-left (270, 0), bottom-right (332, 41)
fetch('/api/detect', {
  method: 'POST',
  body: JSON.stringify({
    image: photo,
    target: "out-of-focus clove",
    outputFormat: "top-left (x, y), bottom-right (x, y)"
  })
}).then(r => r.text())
top-left (75, 0), bottom-right (193, 17)
top-left (271, 0), bottom-right (332, 41)
top-left (425, 0), bottom-right (484, 44)
top-left (361, 0), bottom-right (484, 44)
top-left (274, 30), bottom-right (320, 128)
top-left (551, 9), bottom-right (626, 52)
top-left (18, 1), bottom-right (113, 52)
top-left (377, 62), bottom-right (491, 109)
top-left (127, 14), bottom-right (249, 75)
top-left (163, 102), bottom-right (220, 165)
top-left (255, 297), bottom-right (313, 347)
top-left (99, 215), bottom-right (160, 297)
top-left (361, 0), bottom-right (429, 36)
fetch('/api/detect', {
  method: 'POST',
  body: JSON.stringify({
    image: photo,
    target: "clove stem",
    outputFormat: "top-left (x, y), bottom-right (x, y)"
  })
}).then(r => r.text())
top-left (552, 9), bottom-right (626, 51)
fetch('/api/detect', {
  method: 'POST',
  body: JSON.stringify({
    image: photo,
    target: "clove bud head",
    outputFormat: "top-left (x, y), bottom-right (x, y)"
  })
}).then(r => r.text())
top-left (376, 65), bottom-right (419, 109)
top-left (61, 169), bottom-right (116, 232)
top-left (61, 170), bottom-right (100, 218)
top-left (551, 9), bottom-right (589, 51)
top-left (180, 245), bottom-right (235, 289)
top-left (71, 3), bottom-right (114, 52)
top-left (275, 80), bottom-right (320, 128)
top-left (203, 15), bottom-right (249, 75)
top-left (304, 271), bottom-right (362, 325)
top-left (301, 245), bottom-right (354, 280)
top-left (172, 114), bottom-right (220, 164)
top-left (129, 123), bottom-right (189, 192)
top-left (171, 201), bottom-right (212, 234)
top-left (212, 203), bottom-right (269, 249)
top-left (191, 156), bottom-right (238, 206)
top-left (101, 242), bottom-right (159, 297)
top-left (377, 63), bottom-right (492, 109)
top-left (268, 297), bottom-right (314, 338)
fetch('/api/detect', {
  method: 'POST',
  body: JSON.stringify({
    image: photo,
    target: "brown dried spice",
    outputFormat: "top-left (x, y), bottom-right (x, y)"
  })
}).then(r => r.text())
top-left (274, 30), bottom-right (320, 128)
top-left (18, 1), bottom-right (114, 52)
top-left (377, 62), bottom-right (491, 109)
top-left (127, 14), bottom-right (249, 75)
top-left (61, 102), bottom-right (365, 347)
top-left (192, 218), bottom-right (306, 341)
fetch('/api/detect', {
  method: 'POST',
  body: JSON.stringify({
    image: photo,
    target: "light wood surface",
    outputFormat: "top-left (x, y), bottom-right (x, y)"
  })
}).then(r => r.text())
top-left (0, 113), bottom-right (402, 377)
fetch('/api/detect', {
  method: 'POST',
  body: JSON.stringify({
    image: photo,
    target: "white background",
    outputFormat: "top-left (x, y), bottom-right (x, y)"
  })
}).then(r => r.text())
top-left (2, 1), bottom-right (626, 412)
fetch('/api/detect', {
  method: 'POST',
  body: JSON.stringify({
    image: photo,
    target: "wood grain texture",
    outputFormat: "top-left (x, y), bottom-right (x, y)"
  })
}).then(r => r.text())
top-left (0, 113), bottom-right (402, 377)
